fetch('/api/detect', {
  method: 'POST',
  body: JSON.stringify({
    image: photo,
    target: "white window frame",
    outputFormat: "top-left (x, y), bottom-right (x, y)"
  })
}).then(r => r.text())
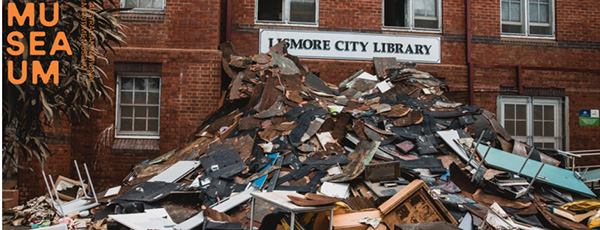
top-left (500, 0), bottom-right (555, 38)
top-left (382, 0), bottom-right (442, 32)
top-left (497, 96), bottom-right (563, 149)
top-left (120, 0), bottom-right (165, 12)
top-left (255, 0), bottom-right (319, 26)
top-left (115, 75), bottom-right (161, 139)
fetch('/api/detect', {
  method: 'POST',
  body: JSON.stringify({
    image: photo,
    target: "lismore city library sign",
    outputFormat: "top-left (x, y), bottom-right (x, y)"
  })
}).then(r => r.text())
top-left (259, 29), bottom-right (441, 63)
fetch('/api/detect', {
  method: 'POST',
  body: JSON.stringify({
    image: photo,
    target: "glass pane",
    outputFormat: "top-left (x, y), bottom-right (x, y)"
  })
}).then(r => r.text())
top-left (125, 0), bottom-right (137, 8)
top-left (529, 4), bottom-right (538, 22)
top-left (148, 119), bottom-right (159, 132)
top-left (121, 92), bottom-right (133, 104)
top-left (544, 105), bottom-right (554, 120)
top-left (534, 105), bottom-right (542, 120)
top-left (135, 78), bottom-right (146, 90)
top-left (120, 118), bottom-right (133, 131)
top-left (505, 104), bottom-right (515, 119)
top-left (257, 0), bottom-right (283, 21)
top-left (148, 78), bottom-right (160, 90)
top-left (545, 142), bottom-right (554, 148)
top-left (502, 2), bottom-right (509, 21)
top-left (134, 92), bottom-right (146, 104)
top-left (152, 0), bottom-right (163, 9)
top-left (148, 106), bottom-right (159, 118)
top-left (534, 121), bottom-right (543, 136)
top-left (540, 4), bottom-right (549, 23)
top-left (384, 0), bottom-right (407, 27)
top-left (121, 106), bottom-right (133, 117)
top-left (544, 121), bottom-right (554, 136)
top-left (534, 142), bottom-right (543, 148)
top-left (505, 120), bottom-right (515, 135)
top-left (148, 92), bottom-right (160, 104)
top-left (511, 3), bottom-right (521, 22)
top-left (290, 0), bottom-right (316, 22)
top-left (134, 119), bottom-right (146, 131)
top-left (139, 0), bottom-right (152, 8)
top-left (516, 121), bottom-right (527, 136)
top-left (135, 106), bottom-right (147, 118)
top-left (414, 0), bottom-right (436, 16)
top-left (516, 105), bottom-right (527, 119)
top-left (121, 78), bottom-right (133, 90)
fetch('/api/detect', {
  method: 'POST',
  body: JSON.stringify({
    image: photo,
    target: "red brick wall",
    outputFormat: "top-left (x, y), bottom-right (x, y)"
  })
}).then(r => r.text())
top-left (69, 48), bottom-right (222, 191)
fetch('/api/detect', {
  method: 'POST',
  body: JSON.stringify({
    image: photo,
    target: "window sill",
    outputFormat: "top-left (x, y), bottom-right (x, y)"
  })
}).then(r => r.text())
top-left (254, 21), bottom-right (319, 28)
top-left (500, 34), bottom-right (556, 40)
top-left (119, 11), bottom-right (165, 23)
top-left (112, 138), bottom-right (160, 154)
top-left (382, 27), bottom-right (442, 35)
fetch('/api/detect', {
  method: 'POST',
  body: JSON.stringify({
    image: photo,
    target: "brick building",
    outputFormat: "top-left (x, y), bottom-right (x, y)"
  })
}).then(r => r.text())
top-left (16, 0), bottom-right (600, 201)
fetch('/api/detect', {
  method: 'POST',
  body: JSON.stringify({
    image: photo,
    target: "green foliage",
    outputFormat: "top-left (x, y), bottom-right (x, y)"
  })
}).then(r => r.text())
top-left (2, 0), bottom-right (127, 177)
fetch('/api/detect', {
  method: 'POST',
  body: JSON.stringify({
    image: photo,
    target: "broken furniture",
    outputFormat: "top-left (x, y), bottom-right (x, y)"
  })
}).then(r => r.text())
top-left (41, 160), bottom-right (99, 216)
top-left (250, 191), bottom-right (335, 230)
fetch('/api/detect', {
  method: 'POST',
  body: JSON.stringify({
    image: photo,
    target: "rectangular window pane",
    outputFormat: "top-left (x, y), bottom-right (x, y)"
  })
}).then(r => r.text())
top-left (148, 107), bottom-right (159, 118)
top-left (148, 119), bottom-right (159, 132)
top-left (516, 104), bottom-right (527, 119)
top-left (502, 2), bottom-right (509, 21)
top-left (134, 119), bottom-right (147, 131)
top-left (502, 24), bottom-right (523, 33)
top-left (148, 92), bottom-right (160, 104)
top-left (534, 121), bottom-right (543, 136)
top-left (384, 0), bottom-right (407, 27)
top-left (135, 78), bottom-right (146, 90)
top-left (510, 2), bottom-right (521, 22)
top-left (135, 106), bottom-right (147, 118)
top-left (121, 92), bottom-right (133, 104)
top-left (148, 78), bottom-right (160, 90)
top-left (505, 120), bottom-right (515, 136)
top-left (121, 118), bottom-right (133, 131)
top-left (257, 0), bottom-right (283, 21)
top-left (539, 4), bottom-right (549, 23)
top-left (152, 0), bottom-right (163, 9)
top-left (505, 104), bottom-right (515, 119)
top-left (125, 0), bottom-right (137, 8)
top-left (544, 105), bottom-right (554, 120)
top-left (544, 121), bottom-right (554, 136)
top-left (516, 120), bottom-right (527, 136)
top-left (139, 0), bottom-right (152, 8)
top-left (529, 3), bottom-right (538, 22)
top-left (121, 106), bottom-right (133, 117)
top-left (122, 78), bottom-right (133, 90)
top-left (534, 105), bottom-right (542, 120)
top-left (414, 0), bottom-right (436, 17)
top-left (290, 0), bottom-right (316, 23)
top-left (134, 92), bottom-right (147, 104)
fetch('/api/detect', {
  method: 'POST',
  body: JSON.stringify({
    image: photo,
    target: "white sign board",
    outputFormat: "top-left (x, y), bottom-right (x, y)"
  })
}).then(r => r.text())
top-left (259, 29), bottom-right (441, 63)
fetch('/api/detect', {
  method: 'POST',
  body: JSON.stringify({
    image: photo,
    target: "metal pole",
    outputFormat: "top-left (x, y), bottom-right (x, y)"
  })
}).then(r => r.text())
top-left (472, 144), bottom-right (491, 182)
top-left (518, 147), bottom-right (535, 176)
top-left (41, 170), bottom-right (58, 211)
top-left (48, 175), bottom-right (65, 216)
top-left (249, 198), bottom-right (255, 229)
top-left (290, 212), bottom-right (296, 230)
top-left (74, 160), bottom-right (88, 198)
top-left (523, 164), bottom-right (545, 196)
top-left (468, 131), bottom-right (486, 167)
top-left (329, 208), bottom-right (334, 230)
top-left (83, 163), bottom-right (99, 203)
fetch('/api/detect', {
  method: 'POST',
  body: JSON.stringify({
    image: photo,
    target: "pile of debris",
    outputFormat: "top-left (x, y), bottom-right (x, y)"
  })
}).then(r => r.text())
top-left (5, 42), bottom-right (600, 230)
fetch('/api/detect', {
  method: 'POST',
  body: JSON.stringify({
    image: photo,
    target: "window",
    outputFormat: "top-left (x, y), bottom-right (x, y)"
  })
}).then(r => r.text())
top-left (498, 96), bottom-right (563, 149)
top-left (121, 0), bottom-right (165, 11)
top-left (501, 0), bottom-right (554, 36)
top-left (116, 76), bottom-right (161, 137)
top-left (384, 0), bottom-right (441, 30)
top-left (256, 0), bottom-right (317, 24)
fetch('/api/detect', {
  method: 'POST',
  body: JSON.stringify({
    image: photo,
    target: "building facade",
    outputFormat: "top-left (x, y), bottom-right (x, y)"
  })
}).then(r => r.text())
top-left (17, 0), bottom-right (600, 201)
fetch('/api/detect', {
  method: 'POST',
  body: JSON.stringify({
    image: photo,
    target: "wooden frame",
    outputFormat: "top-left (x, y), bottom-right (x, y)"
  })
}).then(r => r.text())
top-left (52, 176), bottom-right (87, 201)
top-left (379, 180), bottom-right (457, 227)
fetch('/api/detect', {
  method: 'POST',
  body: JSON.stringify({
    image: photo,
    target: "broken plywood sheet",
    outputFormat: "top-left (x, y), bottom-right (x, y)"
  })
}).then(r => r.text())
top-left (149, 161), bottom-right (200, 183)
top-left (373, 57), bottom-right (398, 78)
top-left (476, 144), bottom-right (595, 197)
top-left (329, 141), bottom-right (380, 183)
